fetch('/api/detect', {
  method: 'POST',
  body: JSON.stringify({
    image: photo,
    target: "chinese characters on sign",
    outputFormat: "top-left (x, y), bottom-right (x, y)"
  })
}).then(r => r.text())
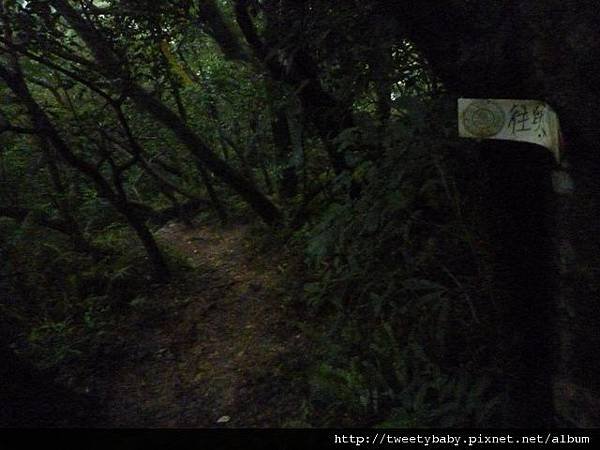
top-left (458, 99), bottom-right (561, 161)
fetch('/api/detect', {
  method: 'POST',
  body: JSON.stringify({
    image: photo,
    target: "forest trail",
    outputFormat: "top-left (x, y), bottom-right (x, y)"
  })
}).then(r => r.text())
top-left (97, 222), bottom-right (309, 427)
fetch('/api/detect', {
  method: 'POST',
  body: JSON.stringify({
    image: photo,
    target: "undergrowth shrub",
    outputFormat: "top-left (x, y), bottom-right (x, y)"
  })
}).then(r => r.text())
top-left (297, 108), bottom-right (500, 427)
top-left (1, 221), bottom-right (184, 370)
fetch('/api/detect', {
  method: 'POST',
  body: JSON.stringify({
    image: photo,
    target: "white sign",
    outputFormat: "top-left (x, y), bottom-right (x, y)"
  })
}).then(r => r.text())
top-left (458, 98), bottom-right (561, 161)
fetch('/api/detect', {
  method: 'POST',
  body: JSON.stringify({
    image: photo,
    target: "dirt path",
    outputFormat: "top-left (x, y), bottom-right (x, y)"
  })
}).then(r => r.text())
top-left (97, 222), bottom-right (309, 427)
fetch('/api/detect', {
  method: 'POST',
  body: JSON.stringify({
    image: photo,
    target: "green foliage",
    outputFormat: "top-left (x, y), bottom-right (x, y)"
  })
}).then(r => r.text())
top-left (1, 221), bottom-right (175, 369)
top-left (296, 111), bottom-right (498, 427)
top-left (27, 318), bottom-right (82, 369)
top-left (0, 0), bottom-right (524, 428)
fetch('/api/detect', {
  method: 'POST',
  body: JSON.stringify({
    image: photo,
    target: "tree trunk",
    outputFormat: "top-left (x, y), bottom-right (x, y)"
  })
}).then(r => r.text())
top-left (390, 0), bottom-right (600, 426)
top-left (51, 0), bottom-right (282, 226)
top-left (480, 140), bottom-right (557, 427)
top-left (0, 64), bottom-right (170, 282)
top-left (268, 92), bottom-right (298, 199)
top-left (128, 88), bottom-right (282, 222)
top-left (194, 159), bottom-right (228, 225)
top-left (44, 149), bottom-right (95, 255)
top-left (235, 0), bottom-right (353, 175)
top-left (117, 203), bottom-right (170, 283)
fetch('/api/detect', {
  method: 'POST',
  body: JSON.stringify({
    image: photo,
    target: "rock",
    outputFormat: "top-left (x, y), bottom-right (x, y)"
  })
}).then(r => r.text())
top-left (217, 415), bottom-right (230, 423)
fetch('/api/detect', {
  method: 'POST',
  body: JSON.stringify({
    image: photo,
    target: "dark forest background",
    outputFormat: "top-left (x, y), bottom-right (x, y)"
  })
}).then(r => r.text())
top-left (1, 0), bottom-right (599, 428)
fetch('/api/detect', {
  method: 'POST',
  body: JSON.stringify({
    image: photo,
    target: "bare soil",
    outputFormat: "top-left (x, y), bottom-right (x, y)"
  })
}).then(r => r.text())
top-left (90, 222), bottom-right (311, 427)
